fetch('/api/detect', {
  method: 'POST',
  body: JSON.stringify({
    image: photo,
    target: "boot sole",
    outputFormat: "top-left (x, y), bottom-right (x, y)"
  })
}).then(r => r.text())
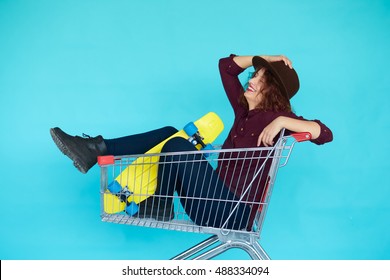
top-left (50, 128), bottom-right (88, 174)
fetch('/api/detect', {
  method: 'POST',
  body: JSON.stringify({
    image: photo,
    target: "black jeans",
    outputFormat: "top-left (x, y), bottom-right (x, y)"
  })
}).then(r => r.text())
top-left (104, 126), bottom-right (179, 156)
top-left (104, 127), bottom-right (251, 230)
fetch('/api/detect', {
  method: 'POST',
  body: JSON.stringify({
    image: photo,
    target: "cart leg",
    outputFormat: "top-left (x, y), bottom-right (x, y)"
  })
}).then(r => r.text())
top-left (170, 235), bottom-right (219, 260)
top-left (193, 241), bottom-right (270, 260)
top-left (252, 241), bottom-right (271, 260)
top-left (192, 242), bottom-right (231, 260)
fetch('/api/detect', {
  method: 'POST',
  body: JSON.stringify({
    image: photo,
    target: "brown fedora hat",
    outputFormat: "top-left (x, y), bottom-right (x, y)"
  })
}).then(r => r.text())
top-left (252, 56), bottom-right (300, 99)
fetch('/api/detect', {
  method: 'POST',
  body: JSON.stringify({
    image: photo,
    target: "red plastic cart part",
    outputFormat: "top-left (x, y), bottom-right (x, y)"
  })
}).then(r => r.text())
top-left (291, 132), bottom-right (312, 142)
top-left (258, 177), bottom-right (271, 213)
top-left (98, 155), bottom-right (115, 166)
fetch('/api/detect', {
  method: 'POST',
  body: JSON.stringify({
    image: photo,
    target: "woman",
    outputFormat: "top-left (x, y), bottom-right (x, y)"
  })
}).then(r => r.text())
top-left (50, 54), bottom-right (333, 230)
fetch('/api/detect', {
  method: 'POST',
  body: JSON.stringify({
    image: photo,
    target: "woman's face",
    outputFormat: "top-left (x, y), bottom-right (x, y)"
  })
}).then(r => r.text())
top-left (244, 68), bottom-right (267, 109)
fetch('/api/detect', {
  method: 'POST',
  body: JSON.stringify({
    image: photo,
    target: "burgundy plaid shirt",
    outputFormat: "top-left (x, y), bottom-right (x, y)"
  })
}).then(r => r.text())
top-left (216, 55), bottom-right (333, 227)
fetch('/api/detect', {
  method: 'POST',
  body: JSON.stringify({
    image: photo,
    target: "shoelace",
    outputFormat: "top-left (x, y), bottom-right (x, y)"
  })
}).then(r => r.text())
top-left (82, 133), bottom-right (92, 138)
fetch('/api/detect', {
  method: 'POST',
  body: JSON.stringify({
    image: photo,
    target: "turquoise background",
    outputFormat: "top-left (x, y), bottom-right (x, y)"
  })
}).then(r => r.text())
top-left (0, 0), bottom-right (389, 260)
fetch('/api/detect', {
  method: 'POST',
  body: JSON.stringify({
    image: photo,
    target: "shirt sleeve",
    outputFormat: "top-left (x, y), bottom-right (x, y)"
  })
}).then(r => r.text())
top-left (310, 119), bottom-right (333, 145)
top-left (278, 112), bottom-right (333, 145)
top-left (218, 54), bottom-right (246, 116)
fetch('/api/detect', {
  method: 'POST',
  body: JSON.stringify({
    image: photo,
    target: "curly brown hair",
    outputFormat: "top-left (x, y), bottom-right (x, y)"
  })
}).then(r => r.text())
top-left (240, 68), bottom-right (292, 112)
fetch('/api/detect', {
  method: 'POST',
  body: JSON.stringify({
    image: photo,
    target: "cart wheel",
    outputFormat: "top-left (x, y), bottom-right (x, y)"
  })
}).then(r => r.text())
top-left (202, 143), bottom-right (214, 158)
top-left (125, 202), bottom-right (139, 215)
top-left (183, 122), bottom-right (198, 137)
top-left (107, 181), bottom-right (122, 194)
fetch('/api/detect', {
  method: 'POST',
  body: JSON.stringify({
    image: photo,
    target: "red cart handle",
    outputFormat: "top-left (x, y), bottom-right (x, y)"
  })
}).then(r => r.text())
top-left (291, 132), bottom-right (312, 142)
top-left (98, 155), bottom-right (115, 166)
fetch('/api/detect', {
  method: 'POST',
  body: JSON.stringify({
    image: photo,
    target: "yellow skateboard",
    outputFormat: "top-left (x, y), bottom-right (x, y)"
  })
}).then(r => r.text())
top-left (102, 112), bottom-right (224, 214)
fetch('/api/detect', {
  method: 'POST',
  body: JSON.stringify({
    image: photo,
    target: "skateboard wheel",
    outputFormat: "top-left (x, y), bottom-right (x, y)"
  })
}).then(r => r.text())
top-left (107, 181), bottom-right (122, 194)
top-left (184, 122), bottom-right (198, 136)
top-left (203, 143), bottom-right (214, 150)
top-left (125, 202), bottom-right (139, 216)
top-left (202, 143), bottom-right (214, 158)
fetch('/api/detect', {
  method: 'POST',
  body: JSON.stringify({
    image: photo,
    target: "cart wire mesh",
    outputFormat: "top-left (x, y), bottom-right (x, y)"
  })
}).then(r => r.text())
top-left (98, 132), bottom-right (311, 259)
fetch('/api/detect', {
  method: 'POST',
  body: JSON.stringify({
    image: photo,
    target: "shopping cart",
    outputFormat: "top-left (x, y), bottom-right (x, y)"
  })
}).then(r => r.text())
top-left (98, 132), bottom-right (311, 260)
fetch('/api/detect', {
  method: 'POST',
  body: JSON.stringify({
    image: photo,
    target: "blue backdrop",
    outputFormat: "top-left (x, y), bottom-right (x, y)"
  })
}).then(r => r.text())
top-left (0, 0), bottom-right (389, 260)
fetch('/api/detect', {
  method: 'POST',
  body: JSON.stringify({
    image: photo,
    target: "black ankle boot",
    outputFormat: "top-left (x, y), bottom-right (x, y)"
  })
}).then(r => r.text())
top-left (50, 127), bottom-right (107, 174)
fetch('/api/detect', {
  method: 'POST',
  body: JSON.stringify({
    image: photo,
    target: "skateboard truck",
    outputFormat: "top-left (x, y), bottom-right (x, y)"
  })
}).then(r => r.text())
top-left (187, 132), bottom-right (207, 148)
top-left (107, 181), bottom-right (139, 215)
top-left (184, 122), bottom-right (214, 156)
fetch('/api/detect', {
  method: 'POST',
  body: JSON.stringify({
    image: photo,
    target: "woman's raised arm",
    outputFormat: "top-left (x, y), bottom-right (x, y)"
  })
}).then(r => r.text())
top-left (233, 55), bottom-right (293, 69)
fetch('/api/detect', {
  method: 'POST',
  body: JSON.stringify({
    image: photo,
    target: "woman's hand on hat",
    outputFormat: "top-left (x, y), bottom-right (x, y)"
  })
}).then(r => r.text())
top-left (261, 55), bottom-right (293, 69)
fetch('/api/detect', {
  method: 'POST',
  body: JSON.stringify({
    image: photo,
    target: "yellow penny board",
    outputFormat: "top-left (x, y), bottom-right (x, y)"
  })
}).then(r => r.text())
top-left (104, 112), bottom-right (224, 214)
